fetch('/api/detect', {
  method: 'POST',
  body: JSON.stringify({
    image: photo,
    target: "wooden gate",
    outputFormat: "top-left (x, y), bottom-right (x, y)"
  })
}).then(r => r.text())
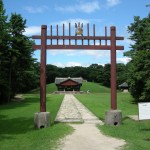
top-left (32, 23), bottom-right (124, 112)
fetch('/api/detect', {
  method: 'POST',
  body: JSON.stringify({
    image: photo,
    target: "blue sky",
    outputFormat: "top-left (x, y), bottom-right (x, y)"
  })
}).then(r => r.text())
top-left (3, 0), bottom-right (150, 67)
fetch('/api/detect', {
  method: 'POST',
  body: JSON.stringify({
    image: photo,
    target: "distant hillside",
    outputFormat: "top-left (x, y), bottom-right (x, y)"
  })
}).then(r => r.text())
top-left (31, 82), bottom-right (110, 94)
top-left (46, 83), bottom-right (57, 93)
top-left (30, 83), bottom-right (57, 94)
top-left (81, 82), bottom-right (110, 93)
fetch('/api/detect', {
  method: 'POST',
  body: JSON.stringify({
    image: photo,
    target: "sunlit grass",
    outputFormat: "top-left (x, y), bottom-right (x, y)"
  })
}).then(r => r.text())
top-left (81, 82), bottom-right (110, 93)
top-left (0, 94), bottom-right (73, 150)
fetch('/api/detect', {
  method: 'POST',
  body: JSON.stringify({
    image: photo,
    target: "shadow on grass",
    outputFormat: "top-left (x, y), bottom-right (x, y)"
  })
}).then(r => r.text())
top-left (0, 115), bottom-right (34, 141)
top-left (122, 116), bottom-right (129, 121)
top-left (140, 129), bottom-right (150, 131)
top-left (0, 96), bottom-right (40, 110)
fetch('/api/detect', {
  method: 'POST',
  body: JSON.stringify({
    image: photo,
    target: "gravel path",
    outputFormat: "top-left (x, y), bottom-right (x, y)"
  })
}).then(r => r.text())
top-left (55, 94), bottom-right (126, 150)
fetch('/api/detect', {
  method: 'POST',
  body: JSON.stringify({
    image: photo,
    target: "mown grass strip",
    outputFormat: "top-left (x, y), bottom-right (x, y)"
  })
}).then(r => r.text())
top-left (0, 94), bottom-right (73, 150)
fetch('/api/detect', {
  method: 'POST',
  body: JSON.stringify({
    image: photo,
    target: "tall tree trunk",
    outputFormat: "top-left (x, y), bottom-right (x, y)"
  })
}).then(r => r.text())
top-left (8, 58), bottom-right (12, 103)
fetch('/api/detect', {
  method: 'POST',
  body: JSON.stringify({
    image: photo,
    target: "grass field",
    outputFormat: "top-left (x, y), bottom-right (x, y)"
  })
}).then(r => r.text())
top-left (81, 82), bottom-right (110, 93)
top-left (0, 94), bottom-right (73, 150)
top-left (30, 83), bottom-right (57, 94)
top-left (75, 93), bottom-right (150, 150)
top-left (1, 82), bottom-right (150, 150)
top-left (31, 82), bottom-right (110, 94)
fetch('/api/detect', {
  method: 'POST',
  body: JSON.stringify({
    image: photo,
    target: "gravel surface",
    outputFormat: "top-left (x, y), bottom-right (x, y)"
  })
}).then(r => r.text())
top-left (56, 94), bottom-right (126, 150)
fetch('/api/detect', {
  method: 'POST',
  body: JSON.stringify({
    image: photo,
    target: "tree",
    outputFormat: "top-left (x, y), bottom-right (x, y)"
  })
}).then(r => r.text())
top-left (102, 64), bottom-right (110, 87)
top-left (116, 63), bottom-right (127, 87)
top-left (0, 0), bottom-right (10, 104)
top-left (0, 1), bottom-right (39, 104)
top-left (87, 64), bottom-right (104, 83)
top-left (8, 13), bottom-right (39, 95)
top-left (127, 51), bottom-right (150, 101)
top-left (126, 12), bottom-right (150, 102)
top-left (46, 64), bottom-right (60, 83)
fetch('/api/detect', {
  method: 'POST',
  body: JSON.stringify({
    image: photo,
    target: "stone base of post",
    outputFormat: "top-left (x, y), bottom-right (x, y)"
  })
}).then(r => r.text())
top-left (34, 112), bottom-right (50, 129)
top-left (105, 110), bottom-right (122, 126)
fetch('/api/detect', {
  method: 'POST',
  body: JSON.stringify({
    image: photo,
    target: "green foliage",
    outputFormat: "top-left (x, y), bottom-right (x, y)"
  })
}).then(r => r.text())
top-left (125, 14), bottom-right (150, 57)
top-left (0, 0), bottom-right (10, 103)
top-left (45, 63), bottom-right (127, 89)
top-left (102, 64), bottom-right (110, 87)
top-left (127, 51), bottom-right (150, 101)
top-left (117, 63), bottom-right (127, 86)
top-left (0, 0), bottom-right (39, 104)
top-left (125, 13), bottom-right (150, 102)
top-left (46, 64), bottom-right (61, 83)
top-left (88, 64), bottom-right (103, 82)
top-left (8, 13), bottom-right (39, 95)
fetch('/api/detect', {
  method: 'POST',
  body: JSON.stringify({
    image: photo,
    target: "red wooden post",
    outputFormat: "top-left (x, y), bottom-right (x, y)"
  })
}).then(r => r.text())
top-left (69, 23), bottom-right (71, 45)
top-left (110, 26), bottom-right (117, 110)
top-left (40, 25), bottom-right (47, 112)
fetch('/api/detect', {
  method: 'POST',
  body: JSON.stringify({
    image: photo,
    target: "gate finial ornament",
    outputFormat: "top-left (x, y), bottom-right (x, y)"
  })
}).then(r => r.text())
top-left (75, 22), bottom-right (83, 36)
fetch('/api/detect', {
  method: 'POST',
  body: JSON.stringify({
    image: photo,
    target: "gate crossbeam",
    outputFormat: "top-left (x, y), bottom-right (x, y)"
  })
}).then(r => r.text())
top-left (32, 45), bottom-right (124, 50)
top-left (32, 35), bottom-right (123, 40)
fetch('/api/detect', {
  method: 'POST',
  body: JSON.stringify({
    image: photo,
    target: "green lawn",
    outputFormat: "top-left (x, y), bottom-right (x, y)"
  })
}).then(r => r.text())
top-left (75, 93), bottom-right (150, 150)
top-left (31, 82), bottom-right (110, 94)
top-left (0, 94), bottom-right (73, 150)
top-left (81, 82), bottom-right (110, 93)
top-left (30, 83), bottom-right (57, 94)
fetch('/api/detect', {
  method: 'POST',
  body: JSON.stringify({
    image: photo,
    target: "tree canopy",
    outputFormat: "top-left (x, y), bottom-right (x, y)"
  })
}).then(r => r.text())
top-left (45, 63), bottom-right (127, 89)
top-left (0, 0), bottom-right (39, 104)
top-left (126, 12), bottom-right (150, 102)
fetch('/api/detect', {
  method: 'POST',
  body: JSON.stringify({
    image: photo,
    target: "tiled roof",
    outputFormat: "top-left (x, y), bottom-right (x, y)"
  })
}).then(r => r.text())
top-left (55, 77), bottom-right (83, 84)
top-left (118, 82), bottom-right (128, 87)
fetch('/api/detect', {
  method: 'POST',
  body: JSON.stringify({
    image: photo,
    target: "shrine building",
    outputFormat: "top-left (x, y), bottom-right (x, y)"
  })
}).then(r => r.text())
top-left (55, 77), bottom-right (83, 91)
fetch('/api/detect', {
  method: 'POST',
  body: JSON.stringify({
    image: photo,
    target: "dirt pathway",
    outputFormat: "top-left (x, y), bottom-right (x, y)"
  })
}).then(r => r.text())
top-left (55, 94), bottom-right (126, 150)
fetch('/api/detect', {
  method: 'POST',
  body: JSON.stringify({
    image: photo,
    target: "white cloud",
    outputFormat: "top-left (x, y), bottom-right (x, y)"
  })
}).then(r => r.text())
top-left (124, 38), bottom-right (135, 45)
top-left (50, 50), bottom-right (77, 56)
top-left (106, 0), bottom-right (121, 7)
top-left (55, 1), bottom-right (100, 13)
top-left (66, 62), bottom-right (82, 67)
top-left (117, 57), bottom-right (131, 64)
top-left (53, 18), bottom-right (89, 27)
top-left (49, 50), bottom-right (110, 60)
top-left (80, 50), bottom-right (110, 58)
top-left (24, 26), bottom-right (41, 35)
top-left (24, 5), bottom-right (49, 13)
top-left (53, 62), bottom-right (65, 68)
top-left (53, 62), bottom-right (82, 67)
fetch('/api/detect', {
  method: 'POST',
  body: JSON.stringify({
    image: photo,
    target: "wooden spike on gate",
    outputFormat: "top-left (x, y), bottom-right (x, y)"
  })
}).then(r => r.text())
top-left (50, 25), bottom-right (52, 45)
top-left (63, 24), bottom-right (65, 45)
top-left (93, 24), bottom-right (95, 45)
top-left (87, 23), bottom-right (89, 45)
top-left (56, 25), bottom-right (58, 45)
top-left (105, 26), bottom-right (107, 45)
top-left (75, 23), bottom-right (77, 45)
top-left (69, 23), bottom-right (71, 45)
